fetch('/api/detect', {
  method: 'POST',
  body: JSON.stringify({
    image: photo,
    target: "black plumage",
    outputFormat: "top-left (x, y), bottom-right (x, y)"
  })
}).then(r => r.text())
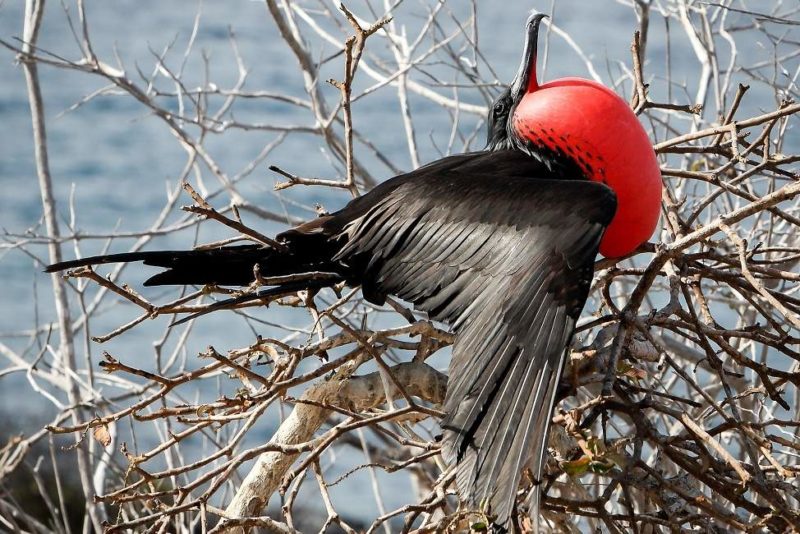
top-left (327, 151), bottom-right (615, 525)
top-left (46, 14), bottom-right (619, 530)
top-left (46, 150), bottom-right (615, 526)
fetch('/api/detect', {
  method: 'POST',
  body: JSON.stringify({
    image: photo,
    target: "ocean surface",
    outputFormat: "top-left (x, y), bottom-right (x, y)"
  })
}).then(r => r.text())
top-left (1, 0), bottom-right (796, 528)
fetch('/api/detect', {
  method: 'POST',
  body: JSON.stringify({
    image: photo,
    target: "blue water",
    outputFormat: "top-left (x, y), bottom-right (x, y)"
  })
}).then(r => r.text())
top-left (1, 0), bottom-right (796, 528)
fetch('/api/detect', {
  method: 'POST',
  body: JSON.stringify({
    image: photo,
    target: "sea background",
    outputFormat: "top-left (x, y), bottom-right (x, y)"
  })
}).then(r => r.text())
top-left (0, 0), bottom-right (796, 528)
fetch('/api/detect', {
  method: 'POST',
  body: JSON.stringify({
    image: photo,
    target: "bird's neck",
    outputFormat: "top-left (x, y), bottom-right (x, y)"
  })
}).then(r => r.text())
top-left (485, 121), bottom-right (589, 181)
top-left (493, 133), bottom-right (587, 180)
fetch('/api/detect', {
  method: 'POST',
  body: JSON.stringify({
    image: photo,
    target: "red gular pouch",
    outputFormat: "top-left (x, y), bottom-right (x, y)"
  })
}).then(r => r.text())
top-left (511, 42), bottom-right (661, 258)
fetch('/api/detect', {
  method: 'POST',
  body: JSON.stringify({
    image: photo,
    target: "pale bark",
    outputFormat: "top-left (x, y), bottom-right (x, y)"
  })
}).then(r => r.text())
top-left (222, 361), bottom-right (446, 532)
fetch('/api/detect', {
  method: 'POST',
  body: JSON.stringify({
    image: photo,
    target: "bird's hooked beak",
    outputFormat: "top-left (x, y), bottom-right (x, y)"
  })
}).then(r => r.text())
top-left (509, 13), bottom-right (548, 107)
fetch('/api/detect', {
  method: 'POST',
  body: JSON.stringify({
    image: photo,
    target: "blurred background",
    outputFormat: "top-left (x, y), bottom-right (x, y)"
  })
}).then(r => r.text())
top-left (1, 1), bottom-right (798, 531)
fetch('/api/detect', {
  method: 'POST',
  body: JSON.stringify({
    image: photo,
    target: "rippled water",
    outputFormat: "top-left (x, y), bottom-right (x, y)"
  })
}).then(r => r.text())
top-left (1, 0), bottom-right (795, 526)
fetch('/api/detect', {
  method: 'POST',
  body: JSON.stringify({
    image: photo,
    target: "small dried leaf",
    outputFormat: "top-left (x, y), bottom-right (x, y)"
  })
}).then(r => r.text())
top-left (617, 362), bottom-right (647, 382)
top-left (92, 424), bottom-right (112, 447)
top-left (625, 366), bottom-right (648, 382)
top-left (589, 459), bottom-right (614, 474)
top-left (562, 455), bottom-right (591, 475)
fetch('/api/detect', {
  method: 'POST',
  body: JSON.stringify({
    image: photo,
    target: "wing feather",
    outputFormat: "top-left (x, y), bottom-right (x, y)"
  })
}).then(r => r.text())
top-left (331, 150), bottom-right (616, 527)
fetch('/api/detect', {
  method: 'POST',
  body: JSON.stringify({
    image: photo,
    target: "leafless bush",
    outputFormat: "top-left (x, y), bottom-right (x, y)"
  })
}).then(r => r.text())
top-left (1, 1), bottom-right (798, 532)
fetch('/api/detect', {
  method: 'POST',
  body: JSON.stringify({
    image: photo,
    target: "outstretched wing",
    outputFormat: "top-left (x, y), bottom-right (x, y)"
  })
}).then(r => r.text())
top-left (332, 150), bottom-right (616, 525)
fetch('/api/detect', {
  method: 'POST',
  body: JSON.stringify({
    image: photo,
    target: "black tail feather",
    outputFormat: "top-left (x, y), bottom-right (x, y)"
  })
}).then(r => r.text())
top-left (46, 245), bottom-right (272, 286)
top-left (46, 240), bottom-right (343, 289)
top-left (44, 250), bottom-right (195, 273)
top-left (140, 245), bottom-right (271, 287)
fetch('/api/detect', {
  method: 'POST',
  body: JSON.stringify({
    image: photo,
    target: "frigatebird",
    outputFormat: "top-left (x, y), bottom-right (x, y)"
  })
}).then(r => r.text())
top-left (47, 14), bottom-right (661, 530)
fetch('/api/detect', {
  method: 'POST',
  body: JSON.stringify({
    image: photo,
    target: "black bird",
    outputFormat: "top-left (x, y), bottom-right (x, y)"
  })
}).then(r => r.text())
top-left (47, 14), bottom-right (661, 529)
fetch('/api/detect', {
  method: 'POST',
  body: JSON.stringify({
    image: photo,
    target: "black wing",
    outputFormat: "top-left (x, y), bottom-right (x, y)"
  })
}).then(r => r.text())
top-left (331, 150), bottom-right (616, 525)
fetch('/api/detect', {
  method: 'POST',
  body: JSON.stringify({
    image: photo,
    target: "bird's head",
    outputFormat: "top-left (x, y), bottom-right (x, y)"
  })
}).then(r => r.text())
top-left (487, 13), bottom-right (662, 258)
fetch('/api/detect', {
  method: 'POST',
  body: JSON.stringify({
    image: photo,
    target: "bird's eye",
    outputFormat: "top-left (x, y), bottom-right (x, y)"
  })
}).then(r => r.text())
top-left (493, 102), bottom-right (506, 116)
